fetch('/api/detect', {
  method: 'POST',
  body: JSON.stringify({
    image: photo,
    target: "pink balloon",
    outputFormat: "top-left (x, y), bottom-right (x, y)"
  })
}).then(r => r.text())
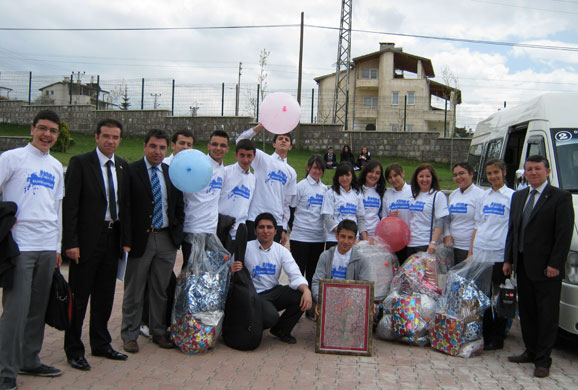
top-left (260, 92), bottom-right (301, 134)
top-left (375, 216), bottom-right (410, 252)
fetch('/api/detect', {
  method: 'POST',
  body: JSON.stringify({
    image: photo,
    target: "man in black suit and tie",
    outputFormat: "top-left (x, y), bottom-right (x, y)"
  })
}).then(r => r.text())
top-left (63, 119), bottom-right (131, 371)
top-left (121, 129), bottom-right (184, 353)
top-left (504, 155), bottom-right (574, 378)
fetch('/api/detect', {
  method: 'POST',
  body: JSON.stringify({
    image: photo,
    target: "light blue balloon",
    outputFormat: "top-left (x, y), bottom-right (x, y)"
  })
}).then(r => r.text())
top-left (169, 149), bottom-right (213, 193)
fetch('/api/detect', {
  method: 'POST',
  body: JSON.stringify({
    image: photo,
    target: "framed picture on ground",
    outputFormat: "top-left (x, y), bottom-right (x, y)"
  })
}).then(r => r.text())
top-left (315, 279), bottom-right (374, 356)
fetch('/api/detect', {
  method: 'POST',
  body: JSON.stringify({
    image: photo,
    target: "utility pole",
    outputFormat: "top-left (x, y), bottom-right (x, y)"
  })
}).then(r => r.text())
top-left (236, 62), bottom-right (242, 116)
top-left (297, 12), bottom-right (304, 105)
top-left (151, 93), bottom-right (161, 109)
top-left (332, 0), bottom-right (353, 130)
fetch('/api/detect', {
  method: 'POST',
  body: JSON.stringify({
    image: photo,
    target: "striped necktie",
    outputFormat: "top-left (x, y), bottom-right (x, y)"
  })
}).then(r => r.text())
top-left (151, 166), bottom-right (163, 229)
top-left (519, 189), bottom-right (537, 252)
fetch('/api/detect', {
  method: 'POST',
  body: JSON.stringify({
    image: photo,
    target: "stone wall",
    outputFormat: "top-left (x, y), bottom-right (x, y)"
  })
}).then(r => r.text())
top-left (0, 100), bottom-right (470, 163)
top-left (0, 136), bottom-right (29, 151)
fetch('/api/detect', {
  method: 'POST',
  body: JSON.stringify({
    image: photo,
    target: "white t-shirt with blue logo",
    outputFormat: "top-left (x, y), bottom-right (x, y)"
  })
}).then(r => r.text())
top-left (331, 248), bottom-right (352, 279)
top-left (218, 162), bottom-right (256, 239)
top-left (290, 175), bottom-right (327, 242)
top-left (321, 187), bottom-right (365, 242)
top-left (472, 185), bottom-right (514, 262)
top-left (183, 155), bottom-right (225, 234)
top-left (244, 240), bottom-right (308, 293)
top-left (408, 190), bottom-right (449, 247)
top-left (237, 128), bottom-right (297, 229)
top-left (361, 185), bottom-right (382, 237)
top-left (382, 183), bottom-right (412, 226)
top-left (0, 144), bottom-right (64, 251)
top-left (446, 184), bottom-right (485, 250)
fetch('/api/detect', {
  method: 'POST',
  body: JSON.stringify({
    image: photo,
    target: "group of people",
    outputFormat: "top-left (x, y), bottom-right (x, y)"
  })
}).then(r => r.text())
top-left (324, 145), bottom-right (372, 170)
top-left (0, 111), bottom-right (573, 390)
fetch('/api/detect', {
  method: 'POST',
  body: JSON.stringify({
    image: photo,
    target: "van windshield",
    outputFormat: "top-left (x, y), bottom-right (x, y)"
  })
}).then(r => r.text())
top-left (551, 128), bottom-right (578, 192)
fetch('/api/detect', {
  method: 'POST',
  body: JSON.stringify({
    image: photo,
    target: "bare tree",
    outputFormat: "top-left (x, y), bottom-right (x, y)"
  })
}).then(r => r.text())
top-left (246, 48), bottom-right (271, 119)
top-left (109, 80), bottom-right (128, 108)
top-left (440, 65), bottom-right (459, 137)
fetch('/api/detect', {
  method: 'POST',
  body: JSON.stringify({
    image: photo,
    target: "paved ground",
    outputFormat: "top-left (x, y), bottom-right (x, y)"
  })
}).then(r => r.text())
top-left (3, 253), bottom-right (578, 390)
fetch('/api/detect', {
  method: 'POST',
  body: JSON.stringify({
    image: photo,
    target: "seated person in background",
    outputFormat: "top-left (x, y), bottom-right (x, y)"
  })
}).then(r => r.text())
top-left (323, 147), bottom-right (337, 169)
top-left (357, 147), bottom-right (371, 169)
top-left (311, 219), bottom-right (372, 317)
top-left (230, 213), bottom-right (312, 344)
top-left (340, 145), bottom-right (355, 165)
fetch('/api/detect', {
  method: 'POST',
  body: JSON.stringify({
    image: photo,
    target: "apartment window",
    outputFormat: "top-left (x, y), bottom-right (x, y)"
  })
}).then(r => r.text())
top-left (361, 68), bottom-right (378, 79)
top-left (407, 91), bottom-right (415, 105)
top-left (407, 125), bottom-right (414, 132)
top-left (391, 124), bottom-right (399, 132)
top-left (392, 92), bottom-right (399, 105)
top-left (365, 124), bottom-right (376, 131)
top-left (363, 97), bottom-right (378, 108)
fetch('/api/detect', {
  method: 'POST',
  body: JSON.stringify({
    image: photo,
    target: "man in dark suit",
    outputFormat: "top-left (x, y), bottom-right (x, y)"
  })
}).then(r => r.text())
top-left (121, 129), bottom-right (184, 353)
top-left (63, 119), bottom-right (131, 371)
top-left (504, 155), bottom-right (574, 378)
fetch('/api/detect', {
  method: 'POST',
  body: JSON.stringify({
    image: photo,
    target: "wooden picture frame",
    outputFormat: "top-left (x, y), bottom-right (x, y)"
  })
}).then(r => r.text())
top-left (315, 279), bottom-right (374, 356)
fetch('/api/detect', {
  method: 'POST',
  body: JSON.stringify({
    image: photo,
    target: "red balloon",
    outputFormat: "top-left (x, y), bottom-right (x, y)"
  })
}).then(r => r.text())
top-left (375, 216), bottom-right (410, 252)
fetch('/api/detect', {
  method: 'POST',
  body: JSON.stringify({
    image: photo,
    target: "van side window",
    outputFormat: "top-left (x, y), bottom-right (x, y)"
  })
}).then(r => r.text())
top-left (480, 138), bottom-right (503, 186)
top-left (467, 144), bottom-right (483, 184)
top-left (526, 136), bottom-right (546, 159)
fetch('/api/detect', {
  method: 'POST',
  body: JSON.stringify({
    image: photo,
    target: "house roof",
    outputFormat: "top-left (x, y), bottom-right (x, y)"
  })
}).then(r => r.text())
top-left (39, 81), bottom-right (109, 94)
top-left (352, 48), bottom-right (435, 77)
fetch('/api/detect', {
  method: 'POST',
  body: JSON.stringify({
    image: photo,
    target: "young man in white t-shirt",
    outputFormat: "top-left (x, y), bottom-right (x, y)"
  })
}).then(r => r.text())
top-left (236, 123), bottom-right (297, 245)
top-left (218, 139), bottom-right (256, 251)
top-left (0, 110), bottom-right (65, 389)
top-left (162, 129), bottom-right (194, 165)
top-left (182, 130), bottom-right (229, 266)
top-left (311, 219), bottom-right (372, 317)
top-left (230, 213), bottom-right (312, 344)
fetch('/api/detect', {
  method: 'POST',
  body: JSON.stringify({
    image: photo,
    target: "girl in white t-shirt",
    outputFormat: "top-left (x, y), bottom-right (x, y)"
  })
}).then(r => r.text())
top-left (469, 159), bottom-right (514, 350)
top-left (289, 155), bottom-right (328, 295)
top-left (321, 162), bottom-right (366, 247)
top-left (358, 160), bottom-right (386, 242)
top-left (444, 162), bottom-right (485, 264)
top-left (382, 163), bottom-right (413, 260)
top-left (407, 163), bottom-right (449, 255)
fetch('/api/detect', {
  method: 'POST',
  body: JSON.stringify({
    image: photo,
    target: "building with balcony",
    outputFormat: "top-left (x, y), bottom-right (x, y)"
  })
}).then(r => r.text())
top-left (38, 78), bottom-right (112, 108)
top-left (315, 43), bottom-right (461, 136)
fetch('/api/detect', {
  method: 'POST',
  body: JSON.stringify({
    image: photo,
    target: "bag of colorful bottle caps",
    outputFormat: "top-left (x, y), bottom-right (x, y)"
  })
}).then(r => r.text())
top-left (431, 258), bottom-right (492, 358)
top-left (171, 233), bottom-right (231, 354)
top-left (376, 250), bottom-right (451, 346)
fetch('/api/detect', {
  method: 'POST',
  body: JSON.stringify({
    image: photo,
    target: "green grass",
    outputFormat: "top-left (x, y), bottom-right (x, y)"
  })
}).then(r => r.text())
top-left (1, 123), bottom-right (456, 189)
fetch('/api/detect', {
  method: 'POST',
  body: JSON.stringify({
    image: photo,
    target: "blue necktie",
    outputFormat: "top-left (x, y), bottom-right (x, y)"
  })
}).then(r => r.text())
top-left (151, 167), bottom-right (163, 229)
top-left (106, 160), bottom-right (117, 221)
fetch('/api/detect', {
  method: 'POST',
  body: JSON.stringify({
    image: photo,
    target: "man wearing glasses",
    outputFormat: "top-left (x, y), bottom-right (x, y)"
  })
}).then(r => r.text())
top-left (181, 130), bottom-right (229, 266)
top-left (0, 110), bottom-right (64, 390)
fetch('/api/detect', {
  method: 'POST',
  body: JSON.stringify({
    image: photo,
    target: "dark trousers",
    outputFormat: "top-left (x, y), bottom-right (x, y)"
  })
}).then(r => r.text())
top-left (453, 248), bottom-right (469, 265)
top-left (259, 285), bottom-right (304, 335)
top-left (289, 241), bottom-right (325, 288)
top-left (181, 241), bottom-right (192, 271)
top-left (246, 220), bottom-right (283, 243)
top-left (482, 262), bottom-right (508, 345)
top-left (517, 255), bottom-right (562, 368)
top-left (395, 246), bottom-right (409, 264)
top-left (406, 245), bottom-right (428, 256)
top-left (325, 241), bottom-right (337, 249)
top-left (65, 225), bottom-right (120, 358)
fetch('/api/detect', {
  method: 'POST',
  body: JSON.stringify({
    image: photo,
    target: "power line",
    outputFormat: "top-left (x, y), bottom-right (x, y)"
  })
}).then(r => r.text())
top-left (1, 23), bottom-right (578, 52)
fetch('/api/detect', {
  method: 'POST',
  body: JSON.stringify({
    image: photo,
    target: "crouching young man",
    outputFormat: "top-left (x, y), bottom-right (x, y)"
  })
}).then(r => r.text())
top-left (230, 213), bottom-right (312, 344)
top-left (311, 219), bottom-right (372, 317)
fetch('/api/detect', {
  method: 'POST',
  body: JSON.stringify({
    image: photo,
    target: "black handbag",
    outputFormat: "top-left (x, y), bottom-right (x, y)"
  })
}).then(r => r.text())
top-left (495, 277), bottom-right (517, 319)
top-left (222, 224), bottom-right (264, 350)
top-left (45, 267), bottom-right (73, 331)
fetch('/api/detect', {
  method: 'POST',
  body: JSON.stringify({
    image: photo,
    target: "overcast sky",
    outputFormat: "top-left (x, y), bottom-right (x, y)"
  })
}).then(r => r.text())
top-left (1, 0), bottom-right (578, 129)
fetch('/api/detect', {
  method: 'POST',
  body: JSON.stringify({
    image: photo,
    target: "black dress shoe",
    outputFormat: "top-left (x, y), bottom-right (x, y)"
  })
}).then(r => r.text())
top-left (92, 347), bottom-right (128, 361)
top-left (508, 351), bottom-right (534, 363)
top-left (68, 356), bottom-right (91, 371)
top-left (270, 328), bottom-right (297, 344)
top-left (534, 366), bottom-right (549, 378)
top-left (484, 340), bottom-right (504, 351)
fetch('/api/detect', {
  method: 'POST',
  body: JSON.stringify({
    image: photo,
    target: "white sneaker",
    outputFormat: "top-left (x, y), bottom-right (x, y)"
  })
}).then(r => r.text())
top-left (139, 324), bottom-right (152, 339)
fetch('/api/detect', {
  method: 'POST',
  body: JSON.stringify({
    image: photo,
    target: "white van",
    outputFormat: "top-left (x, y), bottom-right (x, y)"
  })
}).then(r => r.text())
top-left (467, 93), bottom-right (578, 337)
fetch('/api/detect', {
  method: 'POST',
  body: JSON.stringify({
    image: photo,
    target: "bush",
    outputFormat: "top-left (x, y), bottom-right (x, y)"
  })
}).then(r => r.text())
top-left (53, 121), bottom-right (71, 152)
